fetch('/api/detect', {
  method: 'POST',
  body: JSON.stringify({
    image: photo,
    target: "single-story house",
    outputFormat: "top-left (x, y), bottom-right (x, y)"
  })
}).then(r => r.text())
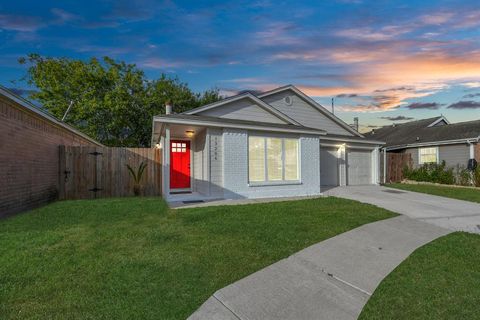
top-left (364, 116), bottom-right (480, 168)
top-left (151, 85), bottom-right (384, 202)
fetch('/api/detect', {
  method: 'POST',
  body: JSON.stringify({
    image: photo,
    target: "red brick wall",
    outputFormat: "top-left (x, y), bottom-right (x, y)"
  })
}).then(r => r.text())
top-left (0, 95), bottom-right (99, 217)
top-left (475, 143), bottom-right (480, 162)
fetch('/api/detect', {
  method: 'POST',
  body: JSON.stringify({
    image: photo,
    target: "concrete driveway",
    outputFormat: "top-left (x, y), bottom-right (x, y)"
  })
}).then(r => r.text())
top-left (325, 185), bottom-right (480, 234)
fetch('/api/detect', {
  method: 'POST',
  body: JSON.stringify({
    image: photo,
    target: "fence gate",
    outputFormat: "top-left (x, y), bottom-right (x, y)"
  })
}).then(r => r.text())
top-left (385, 152), bottom-right (413, 183)
top-left (59, 146), bottom-right (162, 200)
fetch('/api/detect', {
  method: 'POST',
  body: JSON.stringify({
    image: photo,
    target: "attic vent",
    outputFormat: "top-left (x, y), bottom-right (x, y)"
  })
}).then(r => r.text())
top-left (284, 96), bottom-right (293, 106)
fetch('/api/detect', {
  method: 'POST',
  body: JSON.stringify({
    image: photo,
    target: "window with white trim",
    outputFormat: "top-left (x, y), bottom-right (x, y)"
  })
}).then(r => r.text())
top-left (248, 136), bottom-right (299, 183)
top-left (418, 147), bottom-right (438, 164)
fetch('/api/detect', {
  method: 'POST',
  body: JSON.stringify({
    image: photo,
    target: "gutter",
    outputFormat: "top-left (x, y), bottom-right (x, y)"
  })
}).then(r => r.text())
top-left (321, 135), bottom-right (385, 145)
top-left (153, 116), bottom-right (327, 136)
top-left (385, 137), bottom-right (480, 151)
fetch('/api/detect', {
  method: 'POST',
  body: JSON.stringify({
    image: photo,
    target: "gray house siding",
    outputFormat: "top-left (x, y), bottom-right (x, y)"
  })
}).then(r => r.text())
top-left (402, 143), bottom-right (470, 168)
top-left (439, 144), bottom-right (470, 168)
top-left (261, 90), bottom-right (354, 136)
top-left (404, 148), bottom-right (419, 166)
top-left (222, 128), bottom-right (321, 199)
top-left (197, 98), bottom-right (287, 124)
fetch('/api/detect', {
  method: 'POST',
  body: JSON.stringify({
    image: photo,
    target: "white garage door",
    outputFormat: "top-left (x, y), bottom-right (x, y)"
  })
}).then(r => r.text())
top-left (320, 147), bottom-right (339, 186)
top-left (347, 149), bottom-right (372, 185)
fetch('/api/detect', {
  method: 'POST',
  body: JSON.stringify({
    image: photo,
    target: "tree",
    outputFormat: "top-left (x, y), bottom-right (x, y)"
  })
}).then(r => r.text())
top-left (19, 54), bottom-right (221, 146)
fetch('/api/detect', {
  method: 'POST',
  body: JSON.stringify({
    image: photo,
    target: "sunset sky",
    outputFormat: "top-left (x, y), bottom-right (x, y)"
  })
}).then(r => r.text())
top-left (1, 0), bottom-right (480, 132)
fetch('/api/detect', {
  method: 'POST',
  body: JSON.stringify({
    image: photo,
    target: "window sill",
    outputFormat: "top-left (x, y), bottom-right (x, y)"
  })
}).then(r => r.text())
top-left (419, 161), bottom-right (439, 165)
top-left (248, 181), bottom-right (302, 187)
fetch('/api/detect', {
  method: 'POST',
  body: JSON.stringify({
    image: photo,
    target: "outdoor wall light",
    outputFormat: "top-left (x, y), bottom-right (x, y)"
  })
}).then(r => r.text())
top-left (185, 130), bottom-right (195, 137)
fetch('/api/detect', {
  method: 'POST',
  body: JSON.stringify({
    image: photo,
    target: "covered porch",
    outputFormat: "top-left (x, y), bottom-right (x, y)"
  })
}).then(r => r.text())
top-left (152, 117), bottom-right (224, 204)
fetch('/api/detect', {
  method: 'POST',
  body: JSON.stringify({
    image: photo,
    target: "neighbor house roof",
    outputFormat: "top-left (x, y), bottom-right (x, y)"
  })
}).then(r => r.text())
top-left (365, 116), bottom-right (480, 150)
top-left (154, 113), bottom-right (327, 135)
top-left (0, 85), bottom-right (102, 146)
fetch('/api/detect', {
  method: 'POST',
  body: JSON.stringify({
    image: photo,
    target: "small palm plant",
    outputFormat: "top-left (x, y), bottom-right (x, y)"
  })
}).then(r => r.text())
top-left (127, 161), bottom-right (147, 196)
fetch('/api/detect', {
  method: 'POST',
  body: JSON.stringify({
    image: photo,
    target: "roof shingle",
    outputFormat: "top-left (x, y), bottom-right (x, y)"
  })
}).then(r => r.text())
top-left (365, 117), bottom-right (480, 148)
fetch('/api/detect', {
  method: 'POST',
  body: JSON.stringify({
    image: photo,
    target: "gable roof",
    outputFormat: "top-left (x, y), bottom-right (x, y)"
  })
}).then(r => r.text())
top-left (365, 116), bottom-right (480, 149)
top-left (258, 85), bottom-right (364, 137)
top-left (427, 116), bottom-right (450, 127)
top-left (183, 92), bottom-right (301, 125)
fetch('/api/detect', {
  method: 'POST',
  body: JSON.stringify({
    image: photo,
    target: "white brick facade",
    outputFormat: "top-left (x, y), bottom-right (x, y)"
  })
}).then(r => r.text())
top-left (222, 128), bottom-right (321, 199)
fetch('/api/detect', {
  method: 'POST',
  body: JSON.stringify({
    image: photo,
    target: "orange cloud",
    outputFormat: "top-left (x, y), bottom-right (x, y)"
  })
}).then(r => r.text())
top-left (295, 49), bottom-right (480, 112)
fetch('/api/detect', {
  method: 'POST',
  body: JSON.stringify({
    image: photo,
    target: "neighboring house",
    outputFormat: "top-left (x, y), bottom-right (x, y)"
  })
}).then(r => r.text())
top-left (151, 85), bottom-right (384, 202)
top-left (364, 116), bottom-right (480, 169)
top-left (0, 86), bottom-right (101, 217)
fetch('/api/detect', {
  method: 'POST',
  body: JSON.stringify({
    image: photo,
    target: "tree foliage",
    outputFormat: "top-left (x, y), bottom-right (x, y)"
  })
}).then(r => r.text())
top-left (19, 54), bottom-right (220, 146)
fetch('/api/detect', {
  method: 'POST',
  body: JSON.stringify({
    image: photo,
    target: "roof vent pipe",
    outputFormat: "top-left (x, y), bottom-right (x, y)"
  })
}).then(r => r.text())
top-left (353, 117), bottom-right (359, 131)
top-left (165, 101), bottom-right (172, 115)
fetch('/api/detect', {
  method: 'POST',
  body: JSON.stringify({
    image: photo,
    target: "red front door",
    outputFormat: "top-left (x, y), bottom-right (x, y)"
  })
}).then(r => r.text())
top-left (170, 140), bottom-right (191, 189)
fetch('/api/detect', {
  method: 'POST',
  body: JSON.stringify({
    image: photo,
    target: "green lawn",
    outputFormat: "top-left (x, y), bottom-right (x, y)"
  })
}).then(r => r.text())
top-left (360, 232), bottom-right (480, 320)
top-left (0, 197), bottom-right (395, 320)
top-left (388, 183), bottom-right (480, 203)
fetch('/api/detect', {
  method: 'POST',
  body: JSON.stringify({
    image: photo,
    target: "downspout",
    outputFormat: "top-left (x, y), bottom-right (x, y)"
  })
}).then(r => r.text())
top-left (383, 147), bottom-right (387, 184)
top-left (467, 136), bottom-right (479, 160)
top-left (468, 141), bottom-right (475, 159)
top-left (467, 138), bottom-right (478, 185)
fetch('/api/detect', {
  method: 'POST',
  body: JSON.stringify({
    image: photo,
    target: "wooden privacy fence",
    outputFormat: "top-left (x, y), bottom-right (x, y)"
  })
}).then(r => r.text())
top-left (59, 146), bottom-right (162, 200)
top-left (386, 153), bottom-right (412, 183)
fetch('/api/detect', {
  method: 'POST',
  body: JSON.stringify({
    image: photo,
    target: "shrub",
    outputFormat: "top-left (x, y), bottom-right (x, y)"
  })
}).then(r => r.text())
top-left (127, 161), bottom-right (147, 196)
top-left (474, 166), bottom-right (480, 187)
top-left (404, 160), bottom-right (455, 185)
top-left (455, 165), bottom-right (472, 186)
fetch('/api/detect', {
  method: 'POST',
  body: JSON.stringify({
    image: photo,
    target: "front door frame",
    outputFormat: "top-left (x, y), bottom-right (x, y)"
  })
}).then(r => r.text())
top-left (169, 137), bottom-right (193, 193)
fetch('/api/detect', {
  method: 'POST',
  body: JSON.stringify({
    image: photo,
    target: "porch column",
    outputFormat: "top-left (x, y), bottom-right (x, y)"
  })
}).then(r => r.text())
top-left (383, 148), bottom-right (387, 184)
top-left (372, 147), bottom-right (380, 185)
top-left (164, 125), bottom-right (171, 198)
top-left (338, 144), bottom-right (347, 186)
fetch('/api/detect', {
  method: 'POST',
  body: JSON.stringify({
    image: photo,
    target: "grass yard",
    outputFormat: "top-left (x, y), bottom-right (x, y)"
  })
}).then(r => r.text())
top-left (0, 197), bottom-right (395, 320)
top-left (388, 183), bottom-right (480, 203)
top-left (359, 232), bottom-right (480, 320)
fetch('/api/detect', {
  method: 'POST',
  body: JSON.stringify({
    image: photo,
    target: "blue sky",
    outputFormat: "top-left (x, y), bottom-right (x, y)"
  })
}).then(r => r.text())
top-left (1, 0), bottom-right (480, 131)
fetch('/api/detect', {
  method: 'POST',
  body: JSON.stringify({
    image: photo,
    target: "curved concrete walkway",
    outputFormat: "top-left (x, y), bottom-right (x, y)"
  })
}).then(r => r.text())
top-left (326, 185), bottom-right (480, 234)
top-left (189, 215), bottom-right (450, 320)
